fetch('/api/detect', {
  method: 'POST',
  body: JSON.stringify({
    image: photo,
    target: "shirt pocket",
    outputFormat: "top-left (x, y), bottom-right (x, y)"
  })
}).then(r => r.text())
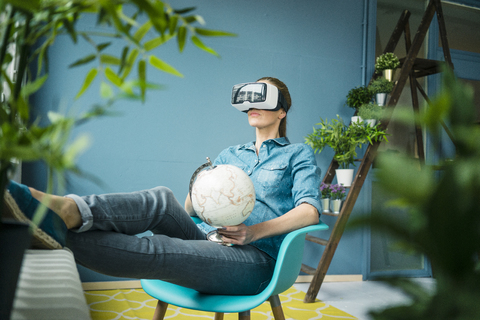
top-left (258, 162), bottom-right (288, 188)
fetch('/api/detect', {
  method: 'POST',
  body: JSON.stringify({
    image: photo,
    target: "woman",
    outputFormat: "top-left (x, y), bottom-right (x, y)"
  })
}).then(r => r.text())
top-left (5, 77), bottom-right (321, 295)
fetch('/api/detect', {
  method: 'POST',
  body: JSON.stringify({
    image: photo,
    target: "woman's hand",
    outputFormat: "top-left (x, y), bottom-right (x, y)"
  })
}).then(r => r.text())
top-left (217, 224), bottom-right (256, 246)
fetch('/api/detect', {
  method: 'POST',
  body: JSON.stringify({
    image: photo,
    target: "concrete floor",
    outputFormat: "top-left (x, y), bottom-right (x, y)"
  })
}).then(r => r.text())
top-left (294, 278), bottom-right (436, 320)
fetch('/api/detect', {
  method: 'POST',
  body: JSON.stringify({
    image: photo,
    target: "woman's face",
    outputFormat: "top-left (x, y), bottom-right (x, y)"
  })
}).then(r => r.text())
top-left (247, 81), bottom-right (286, 133)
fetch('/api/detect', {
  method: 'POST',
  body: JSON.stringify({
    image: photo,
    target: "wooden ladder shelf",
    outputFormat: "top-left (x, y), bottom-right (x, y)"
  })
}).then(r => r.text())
top-left (302, 0), bottom-right (454, 303)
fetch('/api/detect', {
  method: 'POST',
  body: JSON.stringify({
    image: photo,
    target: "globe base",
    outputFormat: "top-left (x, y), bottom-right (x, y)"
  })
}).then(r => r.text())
top-left (207, 230), bottom-right (233, 246)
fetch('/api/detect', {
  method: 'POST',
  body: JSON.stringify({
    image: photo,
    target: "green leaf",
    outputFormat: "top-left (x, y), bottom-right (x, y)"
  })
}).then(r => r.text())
top-left (20, 74), bottom-right (48, 97)
top-left (169, 15), bottom-right (178, 35)
top-left (134, 20), bottom-right (152, 42)
top-left (100, 81), bottom-right (113, 99)
top-left (195, 28), bottom-right (236, 37)
top-left (191, 36), bottom-right (219, 57)
top-left (97, 42), bottom-right (112, 52)
top-left (148, 56), bottom-right (183, 78)
top-left (104, 67), bottom-right (122, 87)
top-left (177, 26), bottom-right (187, 52)
top-left (100, 54), bottom-right (121, 65)
top-left (144, 34), bottom-right (174, 51)
top-left (121, 48), bottom-right (139, 80)
top-left (75, 68), bottom-right (98, 99)
top-left (138, 59), bottom-right (146, 102)
top-left (68, 54), bottom-right (96, 68)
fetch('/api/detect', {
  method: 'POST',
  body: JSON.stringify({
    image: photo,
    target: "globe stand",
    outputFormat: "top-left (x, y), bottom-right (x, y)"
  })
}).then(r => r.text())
top-left (207, 230), bottom-right (233, 246)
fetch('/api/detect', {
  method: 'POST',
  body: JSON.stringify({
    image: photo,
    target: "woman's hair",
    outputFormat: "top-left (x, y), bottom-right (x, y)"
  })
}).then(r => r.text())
top-left (256, 77), bottom-right (291, 138)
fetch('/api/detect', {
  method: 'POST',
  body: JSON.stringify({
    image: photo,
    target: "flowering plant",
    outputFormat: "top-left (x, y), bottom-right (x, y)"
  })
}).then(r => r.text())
top-left (330, 184), bottom-right (346, 200)
top-left (320, 183), bottom-right (331, 199)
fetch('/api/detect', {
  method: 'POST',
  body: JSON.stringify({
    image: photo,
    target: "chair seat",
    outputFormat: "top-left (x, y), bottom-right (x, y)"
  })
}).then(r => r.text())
top-left (141, 222), bottom-right (328, 314)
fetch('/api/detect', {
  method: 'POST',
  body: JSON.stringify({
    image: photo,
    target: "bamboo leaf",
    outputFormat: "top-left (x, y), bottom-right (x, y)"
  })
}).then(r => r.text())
top-left (133, 20), bottom-right (152, 42)
top-left (191, 36), bottom-right (219, 57)
top-left (121, 48), bottom-right (139, 80)
top-left (69, 54), bottom-right (96, 68)
top-left (100, 54), bottom-right (121, 65)
top-left (20, 74), bottom-right (48, 97)
top-left (195, 28), bottom-right (236, 37)
top-left (169, 15), bottom-right (178, 35)
top-left (100, 81), bottom-right (113, 99)
top-left (97, 42), bottom-right (112, 52)
top-left (75, 68), bottom-right (98, 99)
top-left (118, 46), bottom-right (129, 74)
top-left (104, 67), bottom-right (122, 87)
top-left (148, 56), bottom-right (183, 78)
top-left (144, 34), bottom-right (174, 51)
top-left (138, 59), bottom-right (146, 102)
top-left (177, 26), bottom-right (187, 52)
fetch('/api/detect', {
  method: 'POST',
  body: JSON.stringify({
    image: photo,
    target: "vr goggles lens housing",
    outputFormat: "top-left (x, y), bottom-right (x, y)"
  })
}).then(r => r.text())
top-left (231, 82), bottom-right (288, 113)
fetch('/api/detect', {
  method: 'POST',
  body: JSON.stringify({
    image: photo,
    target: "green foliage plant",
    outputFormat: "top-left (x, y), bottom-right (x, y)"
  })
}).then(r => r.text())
top-left (352, 68), bottom-right (480, 320)
top-left (305, 115), bottom-right (388, 169)
top-left (375, 52), bottom-right (400, 72)
top-left (358, 103), bottom-right (384, 121)
top-left (0, 0), bottom-right (234, 224)
top-left (369, 77), bottom-right (395, 95)
top-left (345, 85), bottom-right (373, 110)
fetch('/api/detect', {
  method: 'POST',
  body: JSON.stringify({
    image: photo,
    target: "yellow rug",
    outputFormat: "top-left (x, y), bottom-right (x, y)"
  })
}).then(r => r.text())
top-left (84, 287), bottom-right (357, 320)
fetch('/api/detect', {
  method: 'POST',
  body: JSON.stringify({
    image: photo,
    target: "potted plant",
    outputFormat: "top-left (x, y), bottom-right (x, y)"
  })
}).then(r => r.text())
top-left (375, 52), bottom-right (400, 81)
top-left (320, 182), bottom-right (332, 213)
top-left (345, 86), bottom-right (373, 124)
top-left (305, 115), bottom-right (388, 187)
top-left (0, 2), bottom-right (233, 319)
top-left (329, 184), bottom-right (346, 214)
top-left (358, 103), bottom-right (384, 127)
top-left (368, 77), bottom-right (395, 106)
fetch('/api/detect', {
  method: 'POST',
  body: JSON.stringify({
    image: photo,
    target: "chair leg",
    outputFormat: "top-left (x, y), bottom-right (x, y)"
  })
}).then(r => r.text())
top-left (214, 313), bottom-right (225, 320)
top-left (268, 295), bottom-right (286, 320)
top-left (152, 300), bottom-right (169, 320)
top-left (238, 310), bottom-right (251, 320)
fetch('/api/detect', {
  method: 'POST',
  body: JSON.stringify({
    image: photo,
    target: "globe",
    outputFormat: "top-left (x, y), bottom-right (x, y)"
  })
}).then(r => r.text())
top-left (191, 164), bottom-right (256, 227)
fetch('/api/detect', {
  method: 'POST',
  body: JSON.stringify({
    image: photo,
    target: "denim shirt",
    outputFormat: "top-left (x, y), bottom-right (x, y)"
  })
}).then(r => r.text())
top-left (197, 137), bottom-right (321, 259)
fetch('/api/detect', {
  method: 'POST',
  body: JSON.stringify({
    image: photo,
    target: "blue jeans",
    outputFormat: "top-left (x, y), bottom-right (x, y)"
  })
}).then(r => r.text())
top-left (66, 186), bottom-right (275, 295)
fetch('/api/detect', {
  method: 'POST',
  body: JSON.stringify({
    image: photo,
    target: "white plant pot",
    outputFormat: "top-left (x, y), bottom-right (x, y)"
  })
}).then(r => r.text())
top-left (321, 198), bottom-right (331, 213)
top-left (351, 116), bottom-right (363, 125)
top-left (335, 168), bottom-right (354, 187)
top-left (376, 93), bottom-right (387, 106)
top-left (365, 119), bottom-right (376, 127)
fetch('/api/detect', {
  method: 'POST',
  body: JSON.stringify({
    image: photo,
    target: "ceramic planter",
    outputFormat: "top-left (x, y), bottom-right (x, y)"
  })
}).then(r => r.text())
top-left (351, 116), bottom-right (363, 125)
top-left (365, 119), bottom-right (376, 127)
top-left (335, 168), bottom-right (354, 187)
top-left (321, 198), bottom-right (331, 213)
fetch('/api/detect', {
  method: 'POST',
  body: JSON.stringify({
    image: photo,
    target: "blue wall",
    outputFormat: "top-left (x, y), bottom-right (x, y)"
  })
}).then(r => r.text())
top-left (27, 0), bottom-right (370, 281)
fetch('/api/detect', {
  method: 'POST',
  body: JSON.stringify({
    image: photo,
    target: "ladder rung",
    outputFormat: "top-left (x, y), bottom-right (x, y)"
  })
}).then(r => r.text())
top-left (305, 235), bottom-right (328, 246)
top-left (301, 264), bottom-right (317, 275)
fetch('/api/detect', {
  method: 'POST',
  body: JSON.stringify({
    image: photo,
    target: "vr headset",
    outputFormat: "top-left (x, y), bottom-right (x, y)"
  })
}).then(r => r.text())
top-left (231, 82), bottom-right (288, 113)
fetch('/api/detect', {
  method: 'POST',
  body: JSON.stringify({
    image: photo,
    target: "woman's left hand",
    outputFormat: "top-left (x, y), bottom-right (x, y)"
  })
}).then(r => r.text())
top-left (217, 224), bottom-right (255, 246)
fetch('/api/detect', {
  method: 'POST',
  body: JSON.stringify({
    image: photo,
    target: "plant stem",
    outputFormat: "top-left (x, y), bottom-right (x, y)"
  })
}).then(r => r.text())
top-left (0, 7), bottom-right (15, 85)
top-left (12, 13), bottom-right (32, 102)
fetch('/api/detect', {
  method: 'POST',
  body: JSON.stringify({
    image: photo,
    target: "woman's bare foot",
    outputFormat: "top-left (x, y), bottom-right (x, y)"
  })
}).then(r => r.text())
top-left (29, 188), bottom-right (82, 229)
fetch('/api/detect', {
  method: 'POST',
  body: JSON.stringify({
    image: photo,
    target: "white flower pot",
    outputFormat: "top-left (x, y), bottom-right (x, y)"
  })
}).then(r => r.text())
top-left (351, 116), bottom-right (363, 125)
top-left (365, 119), bottom-right (376, 127)
top-left (376, 93), bottom-right (387, 106)
top-left (335, 168), bottom-right (354, 187)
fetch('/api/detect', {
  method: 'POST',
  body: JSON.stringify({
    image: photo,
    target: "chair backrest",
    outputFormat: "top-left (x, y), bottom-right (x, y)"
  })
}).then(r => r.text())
top-left (268, 222), bottom-right (328, 296)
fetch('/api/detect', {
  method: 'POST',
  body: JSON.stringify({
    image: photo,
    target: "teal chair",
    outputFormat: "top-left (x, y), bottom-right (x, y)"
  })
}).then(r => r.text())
top-left (141, 221), bottom-right (328, 320)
